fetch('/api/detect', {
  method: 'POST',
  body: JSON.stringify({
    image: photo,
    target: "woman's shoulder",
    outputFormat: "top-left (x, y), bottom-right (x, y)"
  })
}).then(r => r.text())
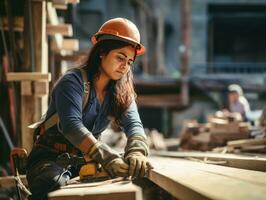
top-left (53, 68), bottom-right (84, 92)
top-left (59, 68), bottom-right (84, 83)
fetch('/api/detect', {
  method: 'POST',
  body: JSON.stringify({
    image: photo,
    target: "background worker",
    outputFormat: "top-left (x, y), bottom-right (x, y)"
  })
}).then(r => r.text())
top-left (227, 84), bottom-right (250, 120)
top-left (26, 18), bottom-right (151, 200)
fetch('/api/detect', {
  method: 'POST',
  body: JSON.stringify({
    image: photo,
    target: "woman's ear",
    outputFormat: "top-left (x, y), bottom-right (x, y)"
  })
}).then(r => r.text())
top-left (99, 48), bottom-right (105, 59)
top-left (99, 52), bottom-right (107, 59)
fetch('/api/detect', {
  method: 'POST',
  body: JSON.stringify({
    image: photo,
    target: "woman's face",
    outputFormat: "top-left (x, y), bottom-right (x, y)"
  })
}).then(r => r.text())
top-left (100, 45), bottom-right (135, 80)
top-left (228, 92), bottom-right (239, 104)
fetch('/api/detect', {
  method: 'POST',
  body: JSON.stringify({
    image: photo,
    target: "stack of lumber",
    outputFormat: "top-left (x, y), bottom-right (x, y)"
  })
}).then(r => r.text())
top-left (180, 111), bottom-right (250, 151)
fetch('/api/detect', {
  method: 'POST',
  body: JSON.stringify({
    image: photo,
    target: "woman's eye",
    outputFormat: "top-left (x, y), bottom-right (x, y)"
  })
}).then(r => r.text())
top-left (116, 56), bottom-right (124, 62)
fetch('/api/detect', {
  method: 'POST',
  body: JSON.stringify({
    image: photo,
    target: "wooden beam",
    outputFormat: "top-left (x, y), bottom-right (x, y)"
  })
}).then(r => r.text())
top-left (20, 0), bottom-right (48, 152)
top-left (51, 39), bottom-right (79, 52)
top-left (52, 0), bottom-right (80, 9)
top-left (52, 0), bottom-right (67, 4)
top-left (0, 175), bottom-right (27, 189)
top-left (47, 24), bottom-right (73, 36)
top-left (51, 0), bottom-right (79, 4)
top-left (48, 180), bottom-right (142, 200)
top-left (20, 81), bottom-right (49, 96)
top-left (67, 0), bottom-right (79, 3)
top-left (21, 81), bottom-right (32, 96)
top-left (137, 94), bottom-right (182, 108)
top-left (47, 2), bottom-right (63, 50)
top-left (152, 151), bottom-right (266, 172)
top-left (6, 72), bottom-right (51, 82)
top-left (34, 82), bottom-right (49, 96)
top-left (180, 0), bottom-right (191, 106)
top-left (47, 2), bottom-right (79, 53)
top-left (148, 157), bottom-right (266, 200)
top-left (1, 16), bottom-right (24, 32)
top-left (227, 138), bottom-right (266, 148)
top-left (33, 0), bottom-right (79, 3)
top-left (52, 4), bottom-right (67, 10)
top-left (2, 17), bottom-right (72, 36)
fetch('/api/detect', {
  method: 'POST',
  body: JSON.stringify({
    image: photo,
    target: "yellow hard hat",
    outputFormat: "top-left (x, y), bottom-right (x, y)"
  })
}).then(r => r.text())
top-left (91, 18), bottom-right (145, 55)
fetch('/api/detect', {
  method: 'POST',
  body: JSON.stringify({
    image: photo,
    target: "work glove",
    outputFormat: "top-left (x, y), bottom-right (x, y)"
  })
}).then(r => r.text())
top-left (87, 141), bottom-right (129, 178)
top-left (124, 134), bottom-right (153, 179)
top-left (105, 157), bottom-right (129, 177)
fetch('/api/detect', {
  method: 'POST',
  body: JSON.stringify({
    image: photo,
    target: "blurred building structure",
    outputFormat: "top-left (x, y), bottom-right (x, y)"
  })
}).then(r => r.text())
top-left (61, 0), bottom-right (266, 136)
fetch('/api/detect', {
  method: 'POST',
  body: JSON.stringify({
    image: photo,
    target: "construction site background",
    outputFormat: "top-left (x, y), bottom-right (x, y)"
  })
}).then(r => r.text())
top-left (1, 0), bottom-right (266, 199)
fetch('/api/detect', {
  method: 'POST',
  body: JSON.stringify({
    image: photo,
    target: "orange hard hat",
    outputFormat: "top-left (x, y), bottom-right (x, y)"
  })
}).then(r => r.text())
top-left (91, 18), bottom-right (145, 55)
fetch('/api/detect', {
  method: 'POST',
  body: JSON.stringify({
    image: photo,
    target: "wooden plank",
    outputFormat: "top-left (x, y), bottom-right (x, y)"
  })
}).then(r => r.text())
top-left (48, 181), bottom-right (142, 200)
top-left (1, 16), bottom-right (24, 32)
top-left (148, 157), bottom-right (266, 200)
top-left (152, 151), bottom-right (266, 172)
top-left (47, 24), bottom-right (73, 36)
top-left (67, 0), bottom-right (79, 3)
top-left (2, 18), bottom-right (72, 37)
top-left (163, 157), bottom-right (266, 186)
top-left (34, 81), bottom-right (49, 96)
top-left (51, 0), bottom-right (79, 4)
top-left (22, 0), bottom-right (48, 152)
top-left (33, 0), bottom-right (79, 4)
top-left (52, 4), bottom-right (67, 10)
top-left (227, 138), bottom-right (266, 148)
top-left (47, 2), bottom-right (63, 50)
top-left (137, 94), bottom-right (182, 108)
top-left (51, 39), bottom-right (79, 51)
top-left (21, 81), bottom-right (32, 95)
top-left (180, 0), bottom-right (191, 106)
top-left (52, 0), bottom-right (67, 4)
top-left (241, 145), bottom-right (266, 153)
top-left (6, 72), bottom-right (51, 81)
top-left (0, 175), bottom-right (27, 189)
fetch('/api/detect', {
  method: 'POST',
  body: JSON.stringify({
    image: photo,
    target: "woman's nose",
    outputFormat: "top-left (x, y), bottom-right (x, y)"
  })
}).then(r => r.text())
top-left (120, 62), bottom-right (128, 70)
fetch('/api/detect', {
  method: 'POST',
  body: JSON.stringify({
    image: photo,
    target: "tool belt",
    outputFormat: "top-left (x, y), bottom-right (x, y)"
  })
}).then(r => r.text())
top-left (27, 127), bottom-right (83, 171)
top-left (34, 126), bottom-right (81, 155)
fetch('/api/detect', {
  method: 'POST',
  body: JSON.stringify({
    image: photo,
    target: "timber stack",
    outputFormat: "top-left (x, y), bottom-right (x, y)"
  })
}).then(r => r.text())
top-left (180, 111), bottom-right (250, 151)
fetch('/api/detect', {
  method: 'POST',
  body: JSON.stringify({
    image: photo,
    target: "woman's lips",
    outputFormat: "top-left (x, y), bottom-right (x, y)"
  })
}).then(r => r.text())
top-left (116, 71), bottom-right (124, 75)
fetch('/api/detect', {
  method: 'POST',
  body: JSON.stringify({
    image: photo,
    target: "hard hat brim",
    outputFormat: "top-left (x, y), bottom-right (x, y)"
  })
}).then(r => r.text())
top-left (91, 34), bottom-right (146, 56)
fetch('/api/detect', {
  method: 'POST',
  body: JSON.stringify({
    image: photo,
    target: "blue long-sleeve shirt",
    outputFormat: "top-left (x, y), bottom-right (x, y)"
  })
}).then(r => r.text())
top-left (44, 69), bottom-right (145, 149)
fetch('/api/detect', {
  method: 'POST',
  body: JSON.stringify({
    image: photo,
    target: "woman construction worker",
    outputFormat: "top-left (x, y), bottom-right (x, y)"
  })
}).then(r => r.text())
top-left (26, 17), bottom-right (151, 199)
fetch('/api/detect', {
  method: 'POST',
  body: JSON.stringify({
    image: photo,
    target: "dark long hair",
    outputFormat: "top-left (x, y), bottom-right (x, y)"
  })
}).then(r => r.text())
top-left (83, 39), bottom-right (137, 124)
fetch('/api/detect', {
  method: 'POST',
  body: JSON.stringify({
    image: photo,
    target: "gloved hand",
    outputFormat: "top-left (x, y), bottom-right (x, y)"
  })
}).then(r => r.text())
top-left (87, 141), bottom-right (129, 177)
top-left (105, 157), bottom-right (129, 177)
top-left (125, 151), bottom-right (153, 178)
top-left (124, 134), bottom-right (153, 179)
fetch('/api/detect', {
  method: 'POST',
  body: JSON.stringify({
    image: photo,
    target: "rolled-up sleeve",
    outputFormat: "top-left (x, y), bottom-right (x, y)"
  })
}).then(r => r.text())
top-left (53, 71), bottom-right (93, 148)
top-left (120, 100), bottom-right (145, 137)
